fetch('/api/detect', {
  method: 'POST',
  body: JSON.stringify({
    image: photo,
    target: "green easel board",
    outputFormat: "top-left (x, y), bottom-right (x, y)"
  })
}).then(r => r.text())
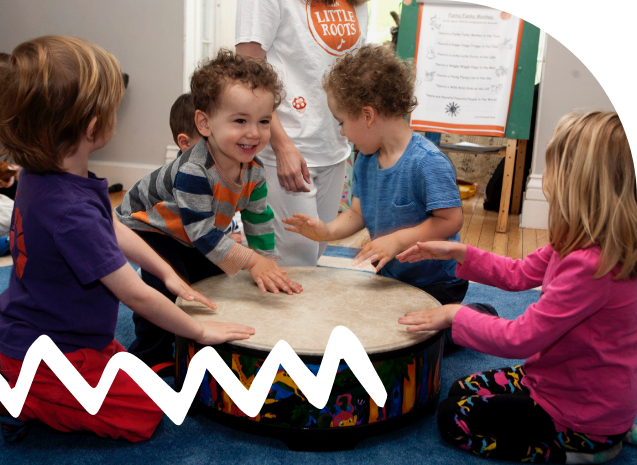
top-left (396, 1), bottom-right (540, 140)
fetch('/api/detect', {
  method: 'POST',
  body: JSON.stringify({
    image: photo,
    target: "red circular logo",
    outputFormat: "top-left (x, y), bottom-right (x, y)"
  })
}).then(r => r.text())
top-left (307, 1), bottom-right (361, 56)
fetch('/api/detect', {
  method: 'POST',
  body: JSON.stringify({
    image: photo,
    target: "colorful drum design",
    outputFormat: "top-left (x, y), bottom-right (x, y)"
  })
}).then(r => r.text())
top-left (175, 267), bottom-right (443, 451)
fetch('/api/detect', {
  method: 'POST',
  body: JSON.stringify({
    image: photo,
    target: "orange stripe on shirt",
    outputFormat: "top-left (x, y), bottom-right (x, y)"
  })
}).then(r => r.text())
top-left (213, 181), bottom-right (259, 206)
top-left (215, 213), bottom-right (232, 228)
top-left (154, 202), bottom-right (192, 245)
top-left (131, 210), bottom-right (150, 224)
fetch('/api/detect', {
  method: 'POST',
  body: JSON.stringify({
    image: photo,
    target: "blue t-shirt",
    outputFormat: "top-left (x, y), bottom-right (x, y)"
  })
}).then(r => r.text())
top-left (0, 170), bottom-right (127, 360)
top-left (352, 132), bottom-right (462, 288)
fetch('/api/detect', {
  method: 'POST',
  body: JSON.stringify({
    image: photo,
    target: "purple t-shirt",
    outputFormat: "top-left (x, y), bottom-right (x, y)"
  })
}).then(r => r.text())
top-left (0, 170), bottom-right (127, 360)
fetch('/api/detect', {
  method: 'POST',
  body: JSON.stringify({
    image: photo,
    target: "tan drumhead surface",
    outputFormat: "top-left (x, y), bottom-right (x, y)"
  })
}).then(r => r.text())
top-left (177, 267), bottom-right (440, 356)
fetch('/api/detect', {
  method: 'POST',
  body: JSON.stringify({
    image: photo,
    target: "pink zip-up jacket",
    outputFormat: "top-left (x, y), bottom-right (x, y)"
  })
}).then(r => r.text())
top-left (453, 245), bottom-right (637, 435)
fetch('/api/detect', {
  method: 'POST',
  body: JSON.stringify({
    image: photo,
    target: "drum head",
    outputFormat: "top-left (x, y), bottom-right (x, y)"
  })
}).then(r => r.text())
top-left (178, 267), bottom-right (441, 356)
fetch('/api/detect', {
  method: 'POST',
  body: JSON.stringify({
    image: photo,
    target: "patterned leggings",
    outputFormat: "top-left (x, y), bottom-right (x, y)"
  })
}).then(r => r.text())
top-left (437, 366), bottom-right (627, 463)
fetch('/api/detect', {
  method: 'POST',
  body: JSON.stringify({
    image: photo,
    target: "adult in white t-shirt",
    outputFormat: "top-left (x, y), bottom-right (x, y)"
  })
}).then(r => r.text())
top-left (236, 0), bottom-right (368, 266)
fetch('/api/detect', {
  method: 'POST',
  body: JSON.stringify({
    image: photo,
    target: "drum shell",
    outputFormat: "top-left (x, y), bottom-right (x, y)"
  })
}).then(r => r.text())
top-left (175, 332), bottom-right (442, 429)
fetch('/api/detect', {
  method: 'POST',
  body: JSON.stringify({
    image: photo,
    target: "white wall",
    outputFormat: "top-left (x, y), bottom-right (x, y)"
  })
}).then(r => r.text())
top-left (0, 0), bottom-right (185, 187)
top-left (520, 34), bottom-right (615, 230)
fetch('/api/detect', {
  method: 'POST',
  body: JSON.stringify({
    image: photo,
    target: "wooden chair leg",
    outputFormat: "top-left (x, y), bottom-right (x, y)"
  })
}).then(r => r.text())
top-left (510, 139), bottom-right (528, 214)
top-left (497, 139), bottom-right (517, 233)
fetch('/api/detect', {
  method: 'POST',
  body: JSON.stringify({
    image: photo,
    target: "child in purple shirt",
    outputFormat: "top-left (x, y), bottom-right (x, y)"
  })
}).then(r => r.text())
top-left (398, 111), bottom-right (637, 463)
top-left (0, 36), bottom-right (254, 443)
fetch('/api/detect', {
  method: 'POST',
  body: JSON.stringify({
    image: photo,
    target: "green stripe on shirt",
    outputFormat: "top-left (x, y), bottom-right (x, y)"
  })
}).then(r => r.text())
top-left (246, 232), bottom-right (275, 251)
top-left (241, 205), bottom-right (274, 225)
top-left (249, 183), bottom-right (268, 201)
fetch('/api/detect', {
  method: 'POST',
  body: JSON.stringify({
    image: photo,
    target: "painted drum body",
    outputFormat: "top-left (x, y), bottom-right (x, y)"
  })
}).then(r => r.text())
top-left (175, 267), bottom-right (443, 451)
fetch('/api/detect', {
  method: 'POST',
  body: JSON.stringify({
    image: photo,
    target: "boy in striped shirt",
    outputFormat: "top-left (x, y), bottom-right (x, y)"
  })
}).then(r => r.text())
top-left (116, 49), bottom-right (302, 376)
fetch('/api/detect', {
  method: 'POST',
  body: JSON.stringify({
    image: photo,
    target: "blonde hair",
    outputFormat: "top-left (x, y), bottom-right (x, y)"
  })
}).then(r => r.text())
top-left (543, 111), bottom-right (637, 280)
top-left (0, 36), bottom-right (125, 173)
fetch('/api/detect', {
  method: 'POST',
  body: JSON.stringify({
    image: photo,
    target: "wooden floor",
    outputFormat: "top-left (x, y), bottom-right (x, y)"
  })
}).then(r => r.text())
top-left (110, 189), bottom-right (549, 261)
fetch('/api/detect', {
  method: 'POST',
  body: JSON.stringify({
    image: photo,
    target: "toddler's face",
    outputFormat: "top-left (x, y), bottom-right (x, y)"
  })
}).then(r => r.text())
top-left (198, 84), bottom-right (274, 166)
top-left (326, 92), bottom-right (376, 155)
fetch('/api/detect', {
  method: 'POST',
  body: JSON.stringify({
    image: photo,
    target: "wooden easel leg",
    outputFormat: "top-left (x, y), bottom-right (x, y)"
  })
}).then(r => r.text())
top-left (510, 139), bottom-right (528, 215)
top-left (497, 139), bottom-right (517, 233)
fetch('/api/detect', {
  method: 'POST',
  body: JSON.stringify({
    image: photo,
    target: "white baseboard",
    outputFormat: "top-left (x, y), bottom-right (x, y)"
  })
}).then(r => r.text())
top-left (166, 145), bottom-right (180, 164)
top-left (520, 174), bottom-right (549, 230)
top-left (87, 160), bottom-right (163, 190)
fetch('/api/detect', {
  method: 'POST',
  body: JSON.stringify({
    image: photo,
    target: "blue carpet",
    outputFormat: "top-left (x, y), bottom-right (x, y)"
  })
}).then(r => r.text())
top-left (1, 262), bottom-right (636, 464)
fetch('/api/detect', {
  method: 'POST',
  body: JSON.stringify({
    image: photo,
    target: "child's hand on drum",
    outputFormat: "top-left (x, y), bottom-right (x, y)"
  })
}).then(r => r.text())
top-left (352, 236), bottom-right (401, 273)
top-left (164, 272), bottom-right (217, 310)
top-left (246, 253), bottom-right (303, 295)
top-left (396, 241), bottom-right (467, 264)
top-left (282, 213), bottom-right (331, 242)
top-left (398, 304), bottom-right (463, 332)
top-left (196, 321), bottom-right (255, 345)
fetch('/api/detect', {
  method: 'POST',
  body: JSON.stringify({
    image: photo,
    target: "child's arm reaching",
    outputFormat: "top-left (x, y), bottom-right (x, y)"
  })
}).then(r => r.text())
top-left (282, 197), bottom-right (366, 242)
top-left (352, 206), bottom-right (463, 273)
top-left (398, 250), bottom-right (610, 359)
top-left (398, 240), bottom-right (550, 292)
top-left (113, 220), bottom-right (217, 309)
top-left (396, 240), bottom-right (466, 264)
top-left (240, 180), bottom-right (303, 295)
top-left (101, 263), bottom-right (255, 345)
top-left (399, 304), bottom-right (463, 332)
top-left (172, 162), bottom-right (300, 295)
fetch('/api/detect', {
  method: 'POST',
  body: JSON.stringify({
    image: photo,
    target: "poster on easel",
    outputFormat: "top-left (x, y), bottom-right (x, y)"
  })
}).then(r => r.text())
top-left (410, 3), bottom-right (523, 137)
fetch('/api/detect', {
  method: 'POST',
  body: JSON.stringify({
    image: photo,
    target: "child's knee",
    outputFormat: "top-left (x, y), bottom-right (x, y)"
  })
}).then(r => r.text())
top-left (436, 396), bottom-right (466, 440)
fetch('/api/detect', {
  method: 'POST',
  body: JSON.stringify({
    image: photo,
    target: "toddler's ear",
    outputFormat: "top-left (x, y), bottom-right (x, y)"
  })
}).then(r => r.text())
top-left (362, 106), bottom-right (375, 129)
top-left (177, 133), bottom-right (191, 152)
top-left (85, 116), bottom-right (99, 141)
top-left (194, 110), bottom-right (212, 137)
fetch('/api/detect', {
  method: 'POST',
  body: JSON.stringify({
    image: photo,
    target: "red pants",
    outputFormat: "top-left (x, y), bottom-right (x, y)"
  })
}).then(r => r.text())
top-left (0, 339), bottom-right (163, 442)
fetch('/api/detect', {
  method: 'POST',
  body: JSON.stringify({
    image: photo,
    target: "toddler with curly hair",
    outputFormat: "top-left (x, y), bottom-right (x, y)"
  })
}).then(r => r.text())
top-left (283, 45), bottom-right (477, 335)
top-left (116, 49), bottom-right (302, 376)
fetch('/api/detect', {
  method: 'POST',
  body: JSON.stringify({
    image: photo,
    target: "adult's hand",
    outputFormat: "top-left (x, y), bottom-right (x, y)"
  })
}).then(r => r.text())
top-left (275, 142), bottom-right (311, 193)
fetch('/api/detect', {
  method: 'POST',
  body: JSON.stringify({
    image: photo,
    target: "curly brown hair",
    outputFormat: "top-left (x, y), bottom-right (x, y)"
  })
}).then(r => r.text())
top-left (0, 36), bottom-right (124, 173)
top-left (323, 44), bottom-right (417, 118)
top-left (191, 48), bottom-right (284, 115)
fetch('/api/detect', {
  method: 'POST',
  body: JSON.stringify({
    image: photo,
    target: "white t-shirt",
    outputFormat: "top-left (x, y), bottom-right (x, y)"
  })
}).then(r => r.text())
top-left (236, 0), bottom-right (368, 167)
top-left (0, 194), bottom-right (12, 237)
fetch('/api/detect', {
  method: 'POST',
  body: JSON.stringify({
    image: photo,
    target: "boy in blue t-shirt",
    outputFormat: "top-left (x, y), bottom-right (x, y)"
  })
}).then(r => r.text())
top-left (283, 44), bottom-right (472, 312)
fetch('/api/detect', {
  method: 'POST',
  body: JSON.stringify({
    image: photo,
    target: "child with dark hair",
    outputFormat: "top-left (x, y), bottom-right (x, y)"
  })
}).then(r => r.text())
top-left (169, 92), bottom-right (242, 243)
top-left (284, 44), bottom-right (478, 329)
top-left (116, 49), bottom-right (302, 376)
top-left (0, 36), bottom-right (254, 443)
top-left (169, 93), bottom-right (201, 154)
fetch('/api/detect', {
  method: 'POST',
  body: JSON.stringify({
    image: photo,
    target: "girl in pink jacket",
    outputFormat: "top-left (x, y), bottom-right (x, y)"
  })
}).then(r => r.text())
top-left (398, 111), bottom-right (637, 463)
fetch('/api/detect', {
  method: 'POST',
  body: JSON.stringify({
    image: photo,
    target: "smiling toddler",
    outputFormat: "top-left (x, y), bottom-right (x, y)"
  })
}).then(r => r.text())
top-left (116, 49), bottom-right (302, 376)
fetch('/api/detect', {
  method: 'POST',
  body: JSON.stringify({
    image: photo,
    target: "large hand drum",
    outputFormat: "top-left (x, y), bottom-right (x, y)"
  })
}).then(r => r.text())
top-left (175, 267), bottom-right (443, 451)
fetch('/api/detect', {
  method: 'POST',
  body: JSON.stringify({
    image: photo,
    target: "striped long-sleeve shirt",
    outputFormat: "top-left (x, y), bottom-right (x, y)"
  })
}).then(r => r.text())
top-left (115, 138), bottom-right (275, 276)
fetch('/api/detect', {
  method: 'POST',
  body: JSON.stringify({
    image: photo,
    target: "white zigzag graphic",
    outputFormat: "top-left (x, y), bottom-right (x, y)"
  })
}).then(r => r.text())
top-left (0, 326), bottom-right (387, 425)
